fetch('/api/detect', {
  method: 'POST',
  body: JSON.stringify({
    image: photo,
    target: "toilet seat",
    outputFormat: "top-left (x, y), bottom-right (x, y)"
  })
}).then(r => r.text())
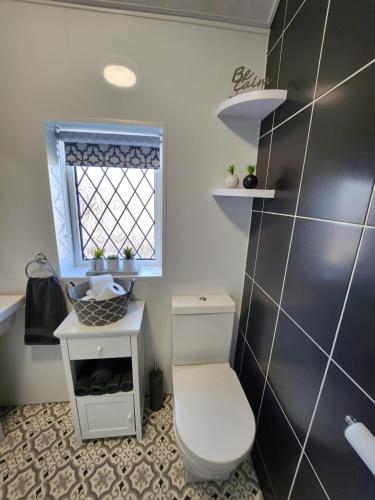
top-left (172, 363), bottom-right (255, 474)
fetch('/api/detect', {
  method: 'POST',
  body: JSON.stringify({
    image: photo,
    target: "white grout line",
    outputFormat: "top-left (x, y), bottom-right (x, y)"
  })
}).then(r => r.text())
top-left (303, 452), bottom-right (331, 500)
top-left (278, 306), bottom-right (331, 358)
top-left (265, 379), bottom-right (304, 448)
top-left (330, 358), bottom-right (375, 405)
top-left (259, 58), bottom-right (374, 141)
top-left (252, 210), bottom-right (368, 229)
top-left (254, 441), bottom-right (280, 500)
top-left (267, 0), bottom-right (307, 57)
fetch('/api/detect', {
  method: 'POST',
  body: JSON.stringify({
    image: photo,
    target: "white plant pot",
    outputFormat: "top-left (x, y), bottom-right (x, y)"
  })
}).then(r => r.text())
top-left (107, 258), bottom-right (120, 273)
top-left (225, 174), bottom-right (239, 188)
top-left (91, 258), bottom-right (106, 272)
top-left (123, 259), bottom-right (139, 273)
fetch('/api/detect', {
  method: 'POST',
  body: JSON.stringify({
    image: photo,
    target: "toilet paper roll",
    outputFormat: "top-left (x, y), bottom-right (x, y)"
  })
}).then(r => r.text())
top-left (345, 421), bottom-right (375, 475)
top-left (96, 283), bottom-right (126, 301)
top-left (90, 274), bottom-right (113, 297)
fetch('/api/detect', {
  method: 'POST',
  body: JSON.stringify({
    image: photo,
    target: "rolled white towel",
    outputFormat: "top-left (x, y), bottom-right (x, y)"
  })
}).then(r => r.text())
top-left (90, 274), bottom-right (113, 297)
top-left (96, 283), bottom-right (126, 301)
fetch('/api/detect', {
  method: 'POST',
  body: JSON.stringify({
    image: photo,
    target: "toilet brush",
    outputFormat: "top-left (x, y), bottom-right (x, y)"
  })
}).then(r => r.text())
top-left (149, 361), bottom-right (163, 411)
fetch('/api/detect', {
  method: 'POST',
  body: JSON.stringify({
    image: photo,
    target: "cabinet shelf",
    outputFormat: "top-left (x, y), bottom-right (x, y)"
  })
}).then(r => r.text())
top-left (211, 188), bottom-right (275, 199)
top-left (216, 89), bottom-right (287, 120)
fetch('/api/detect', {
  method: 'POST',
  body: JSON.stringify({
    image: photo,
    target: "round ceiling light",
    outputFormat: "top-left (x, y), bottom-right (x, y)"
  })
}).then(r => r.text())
top-left (103, 65), bottom-right (136, 88)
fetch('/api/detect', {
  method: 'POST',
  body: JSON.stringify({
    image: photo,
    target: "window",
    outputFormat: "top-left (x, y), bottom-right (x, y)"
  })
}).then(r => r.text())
top-left (45, 121), bottom-right (164, 278)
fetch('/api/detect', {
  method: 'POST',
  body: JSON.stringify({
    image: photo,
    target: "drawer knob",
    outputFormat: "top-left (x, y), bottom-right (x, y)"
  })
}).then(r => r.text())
top-left (128, 412), bottom-right (133, 421)
top-left (96, 345), bottom-right (103, 353)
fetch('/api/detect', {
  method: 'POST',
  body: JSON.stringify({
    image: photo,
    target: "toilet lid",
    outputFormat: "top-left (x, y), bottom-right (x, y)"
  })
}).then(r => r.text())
top-left (173, 363), bottom-right (255, 466)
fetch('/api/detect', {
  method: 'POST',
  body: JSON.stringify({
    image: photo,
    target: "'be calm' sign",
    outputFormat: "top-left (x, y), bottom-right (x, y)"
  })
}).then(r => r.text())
top-left (231, 66), bottom-right (271, 95)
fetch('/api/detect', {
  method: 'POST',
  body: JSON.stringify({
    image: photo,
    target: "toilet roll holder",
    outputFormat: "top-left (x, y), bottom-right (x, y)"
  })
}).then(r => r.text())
top-left (345, 415), bottom-right (356, 425)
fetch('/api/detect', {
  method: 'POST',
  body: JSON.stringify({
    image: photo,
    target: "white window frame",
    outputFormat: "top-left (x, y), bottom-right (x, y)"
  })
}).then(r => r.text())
top-left (45, 119), bottom-right (165, 279)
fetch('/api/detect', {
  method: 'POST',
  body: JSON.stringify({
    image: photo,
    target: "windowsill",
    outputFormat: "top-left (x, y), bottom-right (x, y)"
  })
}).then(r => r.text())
top-left (59, 265), bottom-right (163, 281)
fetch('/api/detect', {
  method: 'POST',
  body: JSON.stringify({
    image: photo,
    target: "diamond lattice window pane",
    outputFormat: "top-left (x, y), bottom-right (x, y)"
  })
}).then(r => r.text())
top-left (75, 166), bottom-right (155, 260)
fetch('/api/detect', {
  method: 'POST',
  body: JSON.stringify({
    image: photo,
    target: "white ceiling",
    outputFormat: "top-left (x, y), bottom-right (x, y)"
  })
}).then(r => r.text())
top-left (56, 0), bottom-right (278, 28)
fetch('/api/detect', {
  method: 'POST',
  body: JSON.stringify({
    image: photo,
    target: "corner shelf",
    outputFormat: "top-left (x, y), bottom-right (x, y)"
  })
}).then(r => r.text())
top-left (212, 188), bottom-right (275, 199)
top-left (216, 89), bottom-right (287, 120)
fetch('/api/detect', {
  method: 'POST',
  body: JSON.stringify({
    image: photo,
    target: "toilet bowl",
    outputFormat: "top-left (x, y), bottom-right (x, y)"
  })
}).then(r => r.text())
top-left (173, 363), bottom-right (256, 482)
top-left (171, 294), bottom-right (256, 483)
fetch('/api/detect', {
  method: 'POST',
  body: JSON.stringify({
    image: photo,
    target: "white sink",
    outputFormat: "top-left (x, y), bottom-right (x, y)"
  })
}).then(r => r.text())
top-left (0, 295), bottom-right (24, 336)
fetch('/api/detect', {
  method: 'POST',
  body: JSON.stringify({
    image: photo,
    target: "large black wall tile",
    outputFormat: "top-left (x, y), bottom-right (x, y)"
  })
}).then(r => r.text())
top-left (268, 311), bottom-right (328, 442)
top-left (366, 198), bottom-right (375, 227)
top-left (239, 274), bottom-right (252, 333)
top-left (282, 218), bottom-right (361, 353)
top-left (246, 283), bottom-right (278, 374)
top-left (246, 211), bottom-right (262, 278)
top-left (264, 107), bottom-right (311, 215)
top-left (240, 343), bottom-right (265, 418)
top-left (255, 133), bottom-right (272, 191)
top-left (268, 0), bottom-right (287, 53)
top-left (289, 456), bottom-right (328, 500)
top-left (255, 213), bottom-right (294, 303)
top-left (275, 0), bottom-right (328, 126)
top-left (333, 229), bottom-right (375, 400)
top-left (233, 329), bottom-right (245, 376)
top-left (316, 0), bottom-right (375, 96)
top-left (306, 364), bottom-right (375, 500)
top-left (298, 64), bottom-right (375, 224)
top-left (265, 39), bottom-right (282, 91)
top-left (257, 386), bottom-right (302, 499)
top-left (260, 115), bottom-right (274, 137)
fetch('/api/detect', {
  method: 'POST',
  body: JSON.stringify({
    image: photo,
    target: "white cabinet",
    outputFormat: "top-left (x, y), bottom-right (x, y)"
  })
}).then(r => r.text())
top-left (77, 393), bottom-right (135, 439)
top-left (54, 301), bottom-right (145, 445)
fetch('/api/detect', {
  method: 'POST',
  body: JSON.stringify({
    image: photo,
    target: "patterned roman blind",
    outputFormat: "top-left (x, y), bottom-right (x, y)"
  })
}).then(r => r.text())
top-left (57, 131), bottom-right (160, 169)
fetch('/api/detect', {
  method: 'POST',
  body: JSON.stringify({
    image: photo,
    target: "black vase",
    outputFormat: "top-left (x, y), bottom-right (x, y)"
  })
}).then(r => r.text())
top-left (243, 174), bottom-right (258, 189)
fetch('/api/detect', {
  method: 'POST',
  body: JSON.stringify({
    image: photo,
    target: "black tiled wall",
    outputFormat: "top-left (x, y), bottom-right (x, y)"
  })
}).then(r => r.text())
top-left (234, 1), bottom-right (375, 499)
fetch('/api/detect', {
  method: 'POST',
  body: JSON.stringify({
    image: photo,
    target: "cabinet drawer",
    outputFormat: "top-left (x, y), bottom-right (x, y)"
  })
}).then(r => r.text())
top-left (68, 335), bottom-right (131, 360)
top-left (77, 393), bottom-right (135, 439)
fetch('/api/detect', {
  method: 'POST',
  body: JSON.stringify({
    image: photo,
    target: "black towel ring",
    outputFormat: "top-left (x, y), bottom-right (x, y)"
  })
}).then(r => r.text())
top-left (25, 253), bottom-right (57, 278)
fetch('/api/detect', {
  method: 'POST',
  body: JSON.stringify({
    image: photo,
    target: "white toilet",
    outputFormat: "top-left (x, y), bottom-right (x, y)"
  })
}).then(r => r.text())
top-left (171, 294), bottom-right (256, 483)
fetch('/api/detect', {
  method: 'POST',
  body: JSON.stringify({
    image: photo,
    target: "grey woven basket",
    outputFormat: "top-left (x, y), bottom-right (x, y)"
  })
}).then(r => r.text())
top-left (66, 279), bottom-right (135, 326)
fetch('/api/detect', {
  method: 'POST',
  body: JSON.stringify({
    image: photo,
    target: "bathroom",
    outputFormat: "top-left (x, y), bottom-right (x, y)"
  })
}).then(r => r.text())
top-left (0, 0), bottom-right (374, 498)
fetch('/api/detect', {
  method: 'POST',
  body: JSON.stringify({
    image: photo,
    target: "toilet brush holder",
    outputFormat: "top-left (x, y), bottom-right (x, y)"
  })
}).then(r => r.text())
top-left (149, 361), bottom-right (163, 411)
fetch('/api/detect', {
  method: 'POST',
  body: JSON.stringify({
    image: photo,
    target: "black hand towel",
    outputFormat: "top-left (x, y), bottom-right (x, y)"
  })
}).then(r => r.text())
top-left (105, 360), bottom-right (124, 394)
top-left (89, 381), bottom-right (106, 396)
top-left (90, 359), bottom-right (114, 384)
top-left (75, 362), bottom-right (92, 397)
top-left (25, 276), bottom-right (67, 345)
top-left (120, 359), bottom-right (133, 392)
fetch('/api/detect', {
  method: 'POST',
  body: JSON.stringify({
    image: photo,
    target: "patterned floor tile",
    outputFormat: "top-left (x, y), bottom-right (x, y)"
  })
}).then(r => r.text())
top-left (0, 396), bottom-right (261, 499)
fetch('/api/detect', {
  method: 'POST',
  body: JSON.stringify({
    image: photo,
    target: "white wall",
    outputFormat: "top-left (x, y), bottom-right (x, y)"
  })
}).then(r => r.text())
top-left (0, 0), bottom-right (267, 404)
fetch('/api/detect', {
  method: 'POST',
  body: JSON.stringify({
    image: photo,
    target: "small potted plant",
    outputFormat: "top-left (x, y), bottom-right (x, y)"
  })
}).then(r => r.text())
top-left (90, 247), bottom-right (106, 272)
top-left (225, 164), bottom-right (239, 188)
top-left (243, 164), bottom-right (258, 189)
top-left (123, 246), bottom-right (139, 274)
top-left (107, 254), bottom-right (120, 273)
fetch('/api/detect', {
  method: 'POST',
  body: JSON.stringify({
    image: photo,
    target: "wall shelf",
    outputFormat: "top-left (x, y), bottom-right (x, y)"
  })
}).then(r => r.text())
top-left (216, 89), bottom-right (287, 120)
top-left (211, 188), bottom-right (275, 199)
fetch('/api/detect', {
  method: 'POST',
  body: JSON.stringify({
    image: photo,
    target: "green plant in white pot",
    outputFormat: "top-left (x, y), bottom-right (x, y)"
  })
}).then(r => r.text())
top-left (90, 247), bottom-right (106, 272)
top-left (225, 164), bottom-right (239, 188)
top-left (123, 246), bottom-right (139, 274)
top-left (107, 254), bottom-right (120, 273)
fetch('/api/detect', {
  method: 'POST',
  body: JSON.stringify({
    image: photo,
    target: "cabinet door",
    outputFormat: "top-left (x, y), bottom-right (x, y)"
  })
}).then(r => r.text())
top-left (77, 393), bottom-right (135, 439)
